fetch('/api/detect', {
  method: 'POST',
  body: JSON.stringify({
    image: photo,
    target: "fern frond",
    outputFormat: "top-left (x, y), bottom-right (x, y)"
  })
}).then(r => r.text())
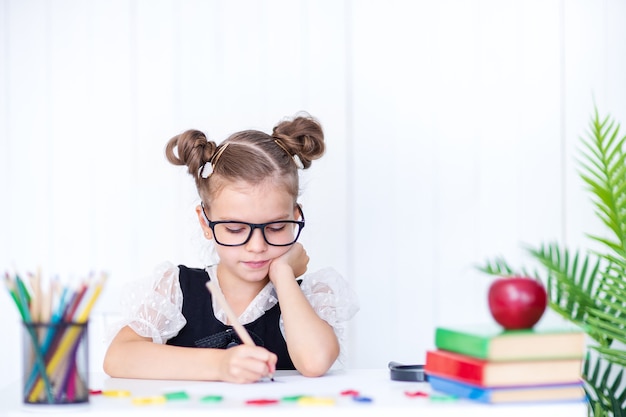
top-left (583, 353), bottom-right (626, 416)
top-left (578, 109), bottom-right (626, 257)
top-left (527, 242), bottom-right (602, 302)
top-left (593, 346), bottom-right (626, 368)
top-left (590, 236), bottom-right (626, 257)
top-left (585, 314), bottom-right (626, 348)
top-left (475, 257), bottom-right (517, 277)
top-left (526, 242), bottom-right (609, 343)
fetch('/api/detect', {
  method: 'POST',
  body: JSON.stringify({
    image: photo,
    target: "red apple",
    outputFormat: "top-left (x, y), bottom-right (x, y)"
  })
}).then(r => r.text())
top-left (488, 276), bottom-right (547, 330)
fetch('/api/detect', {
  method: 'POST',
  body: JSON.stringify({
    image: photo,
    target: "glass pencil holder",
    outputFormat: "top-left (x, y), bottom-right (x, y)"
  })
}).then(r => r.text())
top-left (21, 321), bottom-right (90, 405)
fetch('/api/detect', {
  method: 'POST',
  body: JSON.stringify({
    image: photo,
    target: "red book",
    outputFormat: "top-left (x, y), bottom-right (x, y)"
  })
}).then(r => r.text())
top-left (425, 350), bottom-right (582, 387)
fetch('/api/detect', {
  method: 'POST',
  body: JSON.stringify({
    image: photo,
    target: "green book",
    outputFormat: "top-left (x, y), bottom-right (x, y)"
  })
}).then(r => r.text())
top-left (434, 326), bottom-right (586, 361)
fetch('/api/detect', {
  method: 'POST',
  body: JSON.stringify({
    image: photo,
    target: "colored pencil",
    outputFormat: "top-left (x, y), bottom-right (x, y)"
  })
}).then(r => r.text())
top-left (28, 273), bottom-right (106, 401)
top-left (63, 282), bottom-right (88, 321)
top-left (3, 269), bottom-right (106, 403)
top-left (4, 273), bottom-right (26, 321)
top-left (28, 273), bottom-right (106, 402)
top-left (29, 271), bottom-right (41, 323)
top-left (5, 273), bottom-right (54, 402)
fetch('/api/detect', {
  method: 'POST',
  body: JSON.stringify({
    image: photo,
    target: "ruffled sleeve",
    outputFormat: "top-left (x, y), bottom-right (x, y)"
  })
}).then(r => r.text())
top-left (109, 261), bottom-right (187, 344)
top-left (296, 267), bottom-right (359, 369)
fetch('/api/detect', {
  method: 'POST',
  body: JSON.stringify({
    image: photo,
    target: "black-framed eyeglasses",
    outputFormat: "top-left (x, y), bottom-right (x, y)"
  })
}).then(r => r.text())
top-left (201, 203), bottom-right (305, 247)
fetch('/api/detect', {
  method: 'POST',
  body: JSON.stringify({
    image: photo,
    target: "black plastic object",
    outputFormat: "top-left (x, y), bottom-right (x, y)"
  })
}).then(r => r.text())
top-left (388, 361), bottom-right (428, 382)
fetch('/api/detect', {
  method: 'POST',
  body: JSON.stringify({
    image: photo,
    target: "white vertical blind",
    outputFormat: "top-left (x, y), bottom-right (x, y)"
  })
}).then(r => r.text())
top-left (1, 0), bottom-right (625, 387)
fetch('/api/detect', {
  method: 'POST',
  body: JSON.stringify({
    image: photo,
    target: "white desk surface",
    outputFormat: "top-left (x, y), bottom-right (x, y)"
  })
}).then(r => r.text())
top-left (0, 369), bottom-right (587, 416)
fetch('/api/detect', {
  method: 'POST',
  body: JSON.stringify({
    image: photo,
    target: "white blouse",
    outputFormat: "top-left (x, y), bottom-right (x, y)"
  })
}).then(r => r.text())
top-left (111, 261), bottom-right (360, 368)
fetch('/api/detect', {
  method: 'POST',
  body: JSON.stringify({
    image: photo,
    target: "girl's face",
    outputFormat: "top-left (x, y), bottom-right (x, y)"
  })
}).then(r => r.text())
top-left (197, 180), bottom-right (300, 285)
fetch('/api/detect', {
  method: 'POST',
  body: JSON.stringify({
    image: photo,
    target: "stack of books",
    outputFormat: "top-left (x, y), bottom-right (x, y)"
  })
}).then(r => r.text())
top-left (424, 326), bottom-right (587, 404)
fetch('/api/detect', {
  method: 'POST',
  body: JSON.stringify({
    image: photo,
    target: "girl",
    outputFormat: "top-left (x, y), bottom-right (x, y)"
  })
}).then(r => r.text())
top-left (103, 114), bottom-right (359, 383)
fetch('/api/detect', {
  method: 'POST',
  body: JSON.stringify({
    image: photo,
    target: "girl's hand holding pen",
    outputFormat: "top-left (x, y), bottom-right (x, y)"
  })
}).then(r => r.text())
top-left (205, 280), bottom-right (277, 383)
top-left (218, 345), bottom-right (277, 384)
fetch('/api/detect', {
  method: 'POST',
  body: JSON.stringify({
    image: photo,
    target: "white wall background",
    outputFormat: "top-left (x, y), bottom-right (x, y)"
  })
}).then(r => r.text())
top-left (1, 0), bottom-right (626, 388)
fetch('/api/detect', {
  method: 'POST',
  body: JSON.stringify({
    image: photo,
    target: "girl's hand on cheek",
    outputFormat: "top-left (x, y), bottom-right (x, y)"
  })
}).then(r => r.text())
top-left (269, 243), bottom-right (309, 281)
top-left (217, 345), bottom-right (277, 383)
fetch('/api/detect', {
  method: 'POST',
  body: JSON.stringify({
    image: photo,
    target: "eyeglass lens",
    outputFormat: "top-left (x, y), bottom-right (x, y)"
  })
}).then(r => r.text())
top-left (213, 222), bottom-right (301, 246)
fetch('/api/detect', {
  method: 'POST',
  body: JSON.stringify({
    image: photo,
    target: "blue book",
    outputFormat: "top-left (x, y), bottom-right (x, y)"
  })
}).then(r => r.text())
top-left (428, 375), bottom-right (586, 404)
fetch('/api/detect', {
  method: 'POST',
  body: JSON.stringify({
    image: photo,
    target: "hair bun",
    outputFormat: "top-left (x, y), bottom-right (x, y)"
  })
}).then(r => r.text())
top-left (272, 115), bottom-right (325, 168)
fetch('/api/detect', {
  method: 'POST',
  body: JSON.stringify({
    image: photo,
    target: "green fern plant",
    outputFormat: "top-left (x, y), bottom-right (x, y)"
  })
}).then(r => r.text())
top-left (479, 108), bottom-right (626, 416)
